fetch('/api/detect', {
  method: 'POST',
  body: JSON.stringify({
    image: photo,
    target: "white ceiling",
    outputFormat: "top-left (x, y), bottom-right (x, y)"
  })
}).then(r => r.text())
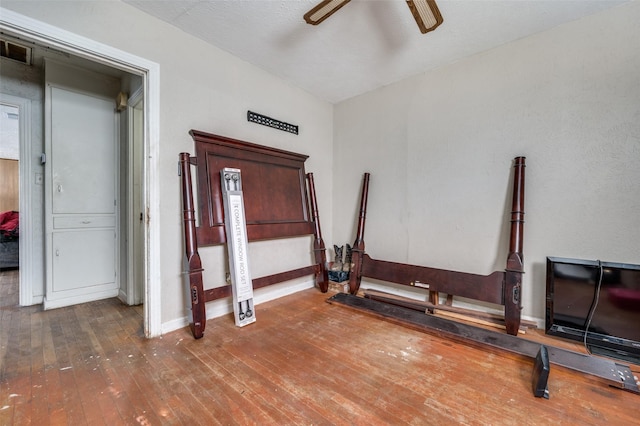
top-left (124, 0), bottom-right (627, 104)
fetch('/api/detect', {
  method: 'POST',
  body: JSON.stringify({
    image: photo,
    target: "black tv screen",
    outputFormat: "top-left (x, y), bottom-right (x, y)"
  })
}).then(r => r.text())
top-left (545, 256), bottom-right (640, 364)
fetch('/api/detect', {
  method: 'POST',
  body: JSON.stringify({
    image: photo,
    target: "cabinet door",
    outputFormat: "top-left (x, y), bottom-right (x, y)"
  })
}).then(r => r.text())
top-left (52, 229), bottom-right (115, 292)
top-left (44, 82), bottom-right (119, 309)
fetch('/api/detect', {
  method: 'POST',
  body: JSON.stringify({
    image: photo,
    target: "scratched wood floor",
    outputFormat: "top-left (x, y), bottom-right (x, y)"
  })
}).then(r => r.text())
top-left (1, 268), bottom-right (639, 425)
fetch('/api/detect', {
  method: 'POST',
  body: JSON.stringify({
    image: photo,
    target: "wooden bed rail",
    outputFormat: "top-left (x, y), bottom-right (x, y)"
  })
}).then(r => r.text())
top-left (347, 157), bottom-right (526, 335)
top-left (179, 131), bottom-right (329, 339)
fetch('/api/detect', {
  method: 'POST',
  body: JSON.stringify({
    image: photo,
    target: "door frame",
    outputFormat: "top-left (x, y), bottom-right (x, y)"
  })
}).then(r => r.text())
top-left (126, 86), bottom-right (144, 306)
top-left (0, 93), bottom-right (33, 306)
top-left (0, 8), bottom-right (162, 337)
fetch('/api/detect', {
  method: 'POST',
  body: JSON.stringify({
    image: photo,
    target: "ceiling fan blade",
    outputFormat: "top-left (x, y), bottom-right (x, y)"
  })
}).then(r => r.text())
top-left (304, 0), bottom-right (352, 25)
top-left (406, 0), bottom-right (444, 34)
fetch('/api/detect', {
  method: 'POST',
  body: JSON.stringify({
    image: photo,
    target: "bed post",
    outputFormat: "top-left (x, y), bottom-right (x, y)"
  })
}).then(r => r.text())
top-left (306, 173), bottom-right (329, 292)
top-left (504, 156), bottom-right (526, 336)
top-left (179, 152), bottom-right (206, 339)
top-left (349, 173), bottom-right (370, 295)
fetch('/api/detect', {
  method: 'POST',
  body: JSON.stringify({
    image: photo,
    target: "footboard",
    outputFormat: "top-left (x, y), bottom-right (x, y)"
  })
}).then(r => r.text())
top-left (179, 130), bottom-right (328, 339)
top-left (348, 157), bottom-right (526, 335)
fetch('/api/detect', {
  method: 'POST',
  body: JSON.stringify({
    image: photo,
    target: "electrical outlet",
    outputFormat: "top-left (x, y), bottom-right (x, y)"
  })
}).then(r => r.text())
top-left (35, 173), bottom-right (43, 185)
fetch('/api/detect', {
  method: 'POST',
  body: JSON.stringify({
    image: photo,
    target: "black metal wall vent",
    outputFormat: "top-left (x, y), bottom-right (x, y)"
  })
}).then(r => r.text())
top-left (0, 38), bottom-right (32, 65)
top-left (247, 111), bottom-right (298, 135)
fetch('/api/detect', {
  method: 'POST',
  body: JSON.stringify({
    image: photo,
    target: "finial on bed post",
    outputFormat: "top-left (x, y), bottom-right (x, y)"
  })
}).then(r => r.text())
top-left (349, 173), bottom-right (370, 295)
top-left (505, 156), bottom-right (526, 336)
top-left (306, 173), bottom-right (329, 292)
top-left (179, 152), bottom-right (206, 338)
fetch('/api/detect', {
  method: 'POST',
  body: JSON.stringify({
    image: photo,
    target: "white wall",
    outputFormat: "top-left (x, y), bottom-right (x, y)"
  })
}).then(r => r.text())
top-left (334, 2), bottom-right (640, 322)
top-left (2, 1), bottom-right (334, 331)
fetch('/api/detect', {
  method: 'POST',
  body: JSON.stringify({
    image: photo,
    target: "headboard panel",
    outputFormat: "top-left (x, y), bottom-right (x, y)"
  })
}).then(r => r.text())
top-left (191, 130), bottom-right (314, 245)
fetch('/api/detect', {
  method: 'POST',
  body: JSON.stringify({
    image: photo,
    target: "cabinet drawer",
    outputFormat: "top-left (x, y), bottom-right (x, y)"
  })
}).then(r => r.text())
top-left (54, 216), bottom-right (115, 229)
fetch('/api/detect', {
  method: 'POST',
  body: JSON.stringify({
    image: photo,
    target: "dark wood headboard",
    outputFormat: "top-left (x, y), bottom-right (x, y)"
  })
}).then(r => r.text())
top-left (179, 130), bottom-right (328, 338)
top-left (190, 130), bottom-right (315, 244)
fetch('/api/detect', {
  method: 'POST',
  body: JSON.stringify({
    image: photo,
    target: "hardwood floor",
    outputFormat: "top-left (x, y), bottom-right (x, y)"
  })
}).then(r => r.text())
top-left (1, 269), bottom-right (639, 425)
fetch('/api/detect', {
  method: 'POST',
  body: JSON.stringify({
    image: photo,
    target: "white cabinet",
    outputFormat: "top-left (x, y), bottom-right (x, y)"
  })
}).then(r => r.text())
top-left (44, 61), bottom-right (120, 310)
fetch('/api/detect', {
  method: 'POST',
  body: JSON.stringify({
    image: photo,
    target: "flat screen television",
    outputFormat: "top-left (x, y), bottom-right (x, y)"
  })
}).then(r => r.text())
top-left (545, 256), bottom-right (640, 364)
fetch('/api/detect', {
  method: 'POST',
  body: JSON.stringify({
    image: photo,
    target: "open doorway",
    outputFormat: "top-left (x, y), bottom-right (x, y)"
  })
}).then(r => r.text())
top-left (0, 9), bottom-right (161, 337)
top-left (0, 100), bottom-right (21, 272)
top-left (0, 93), bottom-right (32, 299)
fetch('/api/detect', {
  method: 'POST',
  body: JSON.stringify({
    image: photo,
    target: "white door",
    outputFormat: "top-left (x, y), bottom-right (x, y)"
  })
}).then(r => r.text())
top-left (44, 63), bottom-right (120, 310)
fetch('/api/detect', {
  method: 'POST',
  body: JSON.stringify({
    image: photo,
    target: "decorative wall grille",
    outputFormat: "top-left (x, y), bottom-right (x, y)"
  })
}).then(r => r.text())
top-left (247, 111), bottom-right (298, 135)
